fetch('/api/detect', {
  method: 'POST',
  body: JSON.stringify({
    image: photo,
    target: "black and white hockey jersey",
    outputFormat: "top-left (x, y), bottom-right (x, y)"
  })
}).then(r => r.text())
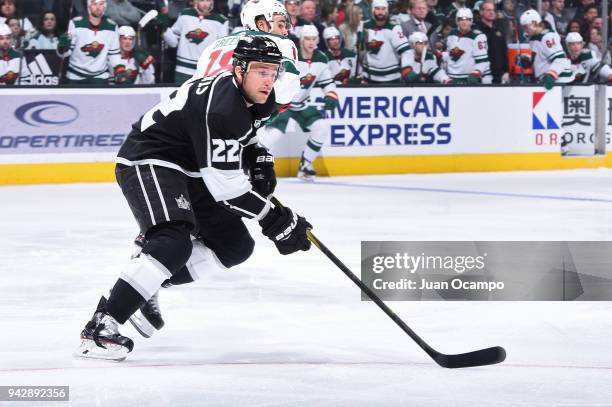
top-left (116, 72), bottom-right (274, 220)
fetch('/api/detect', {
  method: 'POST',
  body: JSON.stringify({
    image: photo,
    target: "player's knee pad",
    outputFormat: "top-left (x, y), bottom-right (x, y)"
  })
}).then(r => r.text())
top-left (141, 221), bottom-right (193, 274)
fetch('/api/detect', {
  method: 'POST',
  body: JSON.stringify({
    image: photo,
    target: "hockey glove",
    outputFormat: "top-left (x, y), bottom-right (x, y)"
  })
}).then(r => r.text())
top-left (260, 205), bottom-right (311, 255)
top-left (514, 54), bottom-right (532, 68)
top-left (467, 71), bottom-right (481, 84)
top-left (541, 73), bottom-right (556, 90)
top-left (323, 92), bottom-right (339, 110)
top-left (57, 33), bottom-right (71, 54)
top-left (154, 13), bottom-right (170, 30)
top-left (401, 67), bottom-right (419, 83)
top-left (243, 144), bottom-right (276, 197)
top-left (134, 48), bottom-right (155, 69)
top-left (114, 65), bottom-right (128, 84)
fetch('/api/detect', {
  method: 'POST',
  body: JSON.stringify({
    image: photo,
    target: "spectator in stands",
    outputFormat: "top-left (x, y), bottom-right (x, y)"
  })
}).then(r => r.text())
top-left (338, 3), bottom-right (362, 51)
top-left (320, 3), bottom-right (338, 28)
top-left (114, 25), bottom-right (155, 84)
top-left (361, 0), bottom-right (411, 84)
top-left (566, 18), bottom-right (588, 40)
top-left (106, 0), bottom-right (145, 26)
top-left (475, 0), bottom-right (508, 83)
top-left (401, 0), bottom-right (435, 47)
top-left (0, 22), bottom-right (29, 84)
top-left (425, 0), bottom-right (444, 28)
top-left (541, 0), bottom-right (556, 32)
top-left (441, 0), bottom-right (467, 25)
top-left (581, 4), bottom-right (598, 28)
top-left (356, 0), bottom-right (373, 23)
top-left (297, 0), bottom-right (325, 47)
top-left (26, 11), bottom-right (60, 50)
top-left (5, 16), bottom-right (21, 47)
top-left (550, 0), bottom-right (571, 34)
top-left (391, 0), bottom-right (410, 25)
top-left (572, 0), bottom-right (595, 21)
top-left (58, 0), bottom-right (124, 84)
top-left (592, 16), bottom-right (603, 31)
top-left (285, 0), bottom-right (302, 34)
top-left (163, 0), bottom-right (228, 83)
top-left (0, 0), bottom-right (33, 37)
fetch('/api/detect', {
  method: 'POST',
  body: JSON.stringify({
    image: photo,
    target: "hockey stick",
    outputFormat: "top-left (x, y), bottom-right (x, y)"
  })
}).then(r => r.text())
top-left (271, 197), bottom-right (506, 368)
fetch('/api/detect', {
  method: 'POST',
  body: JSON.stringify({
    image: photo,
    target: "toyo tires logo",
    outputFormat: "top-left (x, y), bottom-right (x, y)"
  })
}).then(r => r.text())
top-left (14, 101), bottom-right (80, 127)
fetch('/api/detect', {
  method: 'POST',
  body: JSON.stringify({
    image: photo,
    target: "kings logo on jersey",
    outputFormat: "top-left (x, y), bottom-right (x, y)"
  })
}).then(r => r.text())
top-left (300, 73), bottom-right (316, 88)
top-left (186, 29), bottom-right (209, 45)
top-left (81, 41), bottom-right (105, 58)
top-left (449, 47), bottom-right (465, 62)
top-left (367, 39), bottom-right (384, 55)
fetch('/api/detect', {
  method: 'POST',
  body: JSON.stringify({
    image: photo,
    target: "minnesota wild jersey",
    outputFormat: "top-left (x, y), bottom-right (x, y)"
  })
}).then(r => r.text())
top-left (192, 30), bottom-right (300, 105)
top-left (445, 28), bottom-right (491, 82)
top-left (290, 49), bottom-right (336, 110)
top-left (570, 49), bottom-right (612, 83)
top-left (0, 49), bottom-right (30, 85)
top-left (325, 48), bottom-right (356, 84)
top-left (405, 49), bottom-right (449, 83)
top-left (164, 8), bottom-right (229, 78)
top-left (65, 16), bottom-right (121, 82)
top-left (528, 30), bottom-right (574, 83)
top-left (112, 54), bottom-right (155, 85)
top-left (361, 20), bottom-right (411, 82)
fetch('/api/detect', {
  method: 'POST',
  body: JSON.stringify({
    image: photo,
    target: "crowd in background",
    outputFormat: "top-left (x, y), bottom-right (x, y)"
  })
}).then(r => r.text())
top-left (0, 0), bottom-right (610, 85)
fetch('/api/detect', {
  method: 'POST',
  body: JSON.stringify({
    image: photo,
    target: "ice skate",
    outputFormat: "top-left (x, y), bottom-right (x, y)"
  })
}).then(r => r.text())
top-left (74, 296), bottom-right (134, 361)
top-left (297, 156), bottom-right (316, 181)
top-left (128, 291), bottom-right (165, 338)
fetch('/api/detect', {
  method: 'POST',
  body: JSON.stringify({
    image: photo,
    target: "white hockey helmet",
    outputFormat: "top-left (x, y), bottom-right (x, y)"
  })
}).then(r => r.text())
top-left (455, 7), bottom-right (473, 21)
top-left (408, 31), bottom-right (428, 45)
top-left (118, 25), bottom-right (136, 38)
top-left (0, 23), bottom-right (10, 37)
top-left (88, 0), bottom-right (107, 6)
top-left (565, 31), bottom-right (583, 43)
top-left (519, 9), bottom-right (542, 27)
top-left (300, 24), bottom-right (319, 40)
top-left (372, 0), bottom-right (388, 10)
top-left (241, 0), bottom-right (291, 32)
top-left (323, 26), bottom-right (341, 41)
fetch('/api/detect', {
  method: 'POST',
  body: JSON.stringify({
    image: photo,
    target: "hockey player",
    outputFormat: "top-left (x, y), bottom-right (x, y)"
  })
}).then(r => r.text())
top-left (75, 36), bottom-right (312, 361)
top-left (404, 31), bottom-right (450, 84)
top-left (444, 8), bottom-right (492, 84)
top-left (565, 32), bottom-right (612, 84)
top-left (360, 0), bottom-right (412, 83)
top-left (164, 0), bottom-right (229, 83)
top-left (113, 26), bottom-right (155, 85)
top-left (58, 0), bottom-right (123, 84)
top-left (519, 9), bottom-right (574, 90)
top-left (323, 26), bottom-right (357, 85)
top-left (191, 0), bottom-right (300, 106)
top-left (264, 24), bottom-right (338, 181)
top-left (0, 23), bottom-right (29, 85)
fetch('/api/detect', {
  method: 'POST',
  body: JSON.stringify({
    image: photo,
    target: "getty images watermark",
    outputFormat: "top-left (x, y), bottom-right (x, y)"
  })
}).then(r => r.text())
top-left (361, 242), bottom-right (612, 301)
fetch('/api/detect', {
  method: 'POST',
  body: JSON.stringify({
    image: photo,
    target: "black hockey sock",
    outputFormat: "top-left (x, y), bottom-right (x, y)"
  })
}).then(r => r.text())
top-left (105, 279), bottom-right (146, 324)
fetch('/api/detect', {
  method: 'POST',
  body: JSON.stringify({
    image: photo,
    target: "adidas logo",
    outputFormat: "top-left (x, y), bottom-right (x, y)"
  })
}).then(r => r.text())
top-left (22, 54), bottom-right (59, 85)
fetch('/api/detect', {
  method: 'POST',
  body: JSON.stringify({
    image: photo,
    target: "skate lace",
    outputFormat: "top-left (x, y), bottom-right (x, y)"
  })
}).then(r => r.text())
top-left (99, 314), bottom-right (120, 336)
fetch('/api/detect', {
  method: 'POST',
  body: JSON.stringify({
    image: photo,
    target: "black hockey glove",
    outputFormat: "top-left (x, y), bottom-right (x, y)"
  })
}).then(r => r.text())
top-left (259, 206), bottom-right (311, 255)
top-left (244, 144), bottom-right (276, 197)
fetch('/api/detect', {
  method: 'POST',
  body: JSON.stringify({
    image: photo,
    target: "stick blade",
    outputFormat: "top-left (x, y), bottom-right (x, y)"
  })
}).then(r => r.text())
top-left (433, 346), bottom-right (506, 369)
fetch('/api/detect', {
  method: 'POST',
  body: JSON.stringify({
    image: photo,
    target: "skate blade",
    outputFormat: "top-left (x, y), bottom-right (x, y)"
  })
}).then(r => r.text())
top-left (297, 173), bottom-right (315, 182)
top-left (73, 339), bottom-right (129, 362)
top-left (128, 311), bottom-right (155, 338)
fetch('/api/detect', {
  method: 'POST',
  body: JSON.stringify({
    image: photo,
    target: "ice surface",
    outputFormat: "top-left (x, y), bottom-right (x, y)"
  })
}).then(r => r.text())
top-left (1, 169), bottom-right (612, 406)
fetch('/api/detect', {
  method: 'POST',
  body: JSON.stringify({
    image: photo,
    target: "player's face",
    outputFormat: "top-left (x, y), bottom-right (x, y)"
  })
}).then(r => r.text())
top-left (120, 35), bottom-right (135, 52)
top-left (413, 41), bottom-right (426, 54)
top-left (270, 15), bottom-right (289, 36)
top-left (326, 36), bottom-right (341, 51)
top-left (0, 1), bottom-right (15, 17)
top-left (241, 62), bottom-right (279, 104)
top-left (301, 36), bottom-right (317, 53)
top-left (457, 17), bottom-right (472, 33)
top-left (0, 34), bottom-right (10, 50)
top-left (42, 13), bottom-right (56, 33)
top-left (567, 42), bottom-right (583, 57)
top-left (522, 23), bottom-right (537, 36)
top-left (195, 0), bottom-right (213, 14)
top-left (373, 6), bottom-right (388, 22)
top-left (88, 1), bottom-right (106, 18)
